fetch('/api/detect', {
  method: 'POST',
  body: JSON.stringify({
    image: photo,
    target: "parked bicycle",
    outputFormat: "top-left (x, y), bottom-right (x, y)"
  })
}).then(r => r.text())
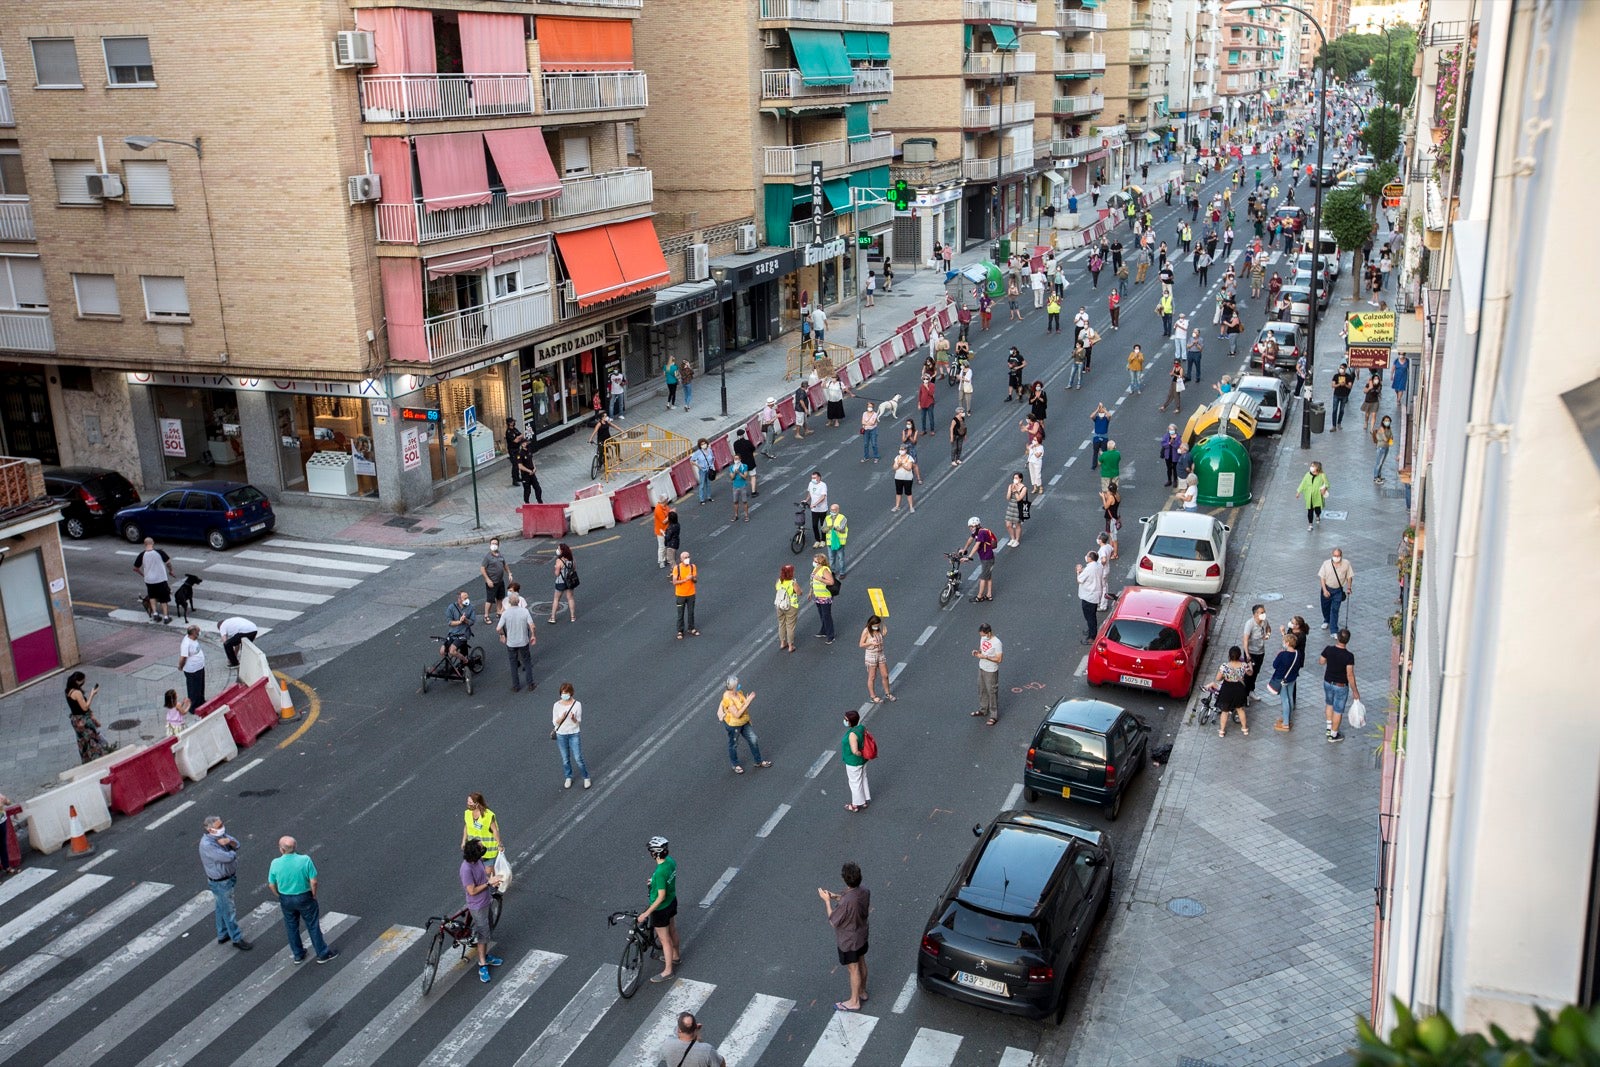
top-left (607, 909), bottom-right (664, 998)
top-left (420, 891), bottom-right (503, 994)
top-left (938, 551), bottom-right (965, 607)
top-left (422, 635), bottom-right (486, 695)
top-left (1196, 683), bottom-right (1221, 727)
top-left (790, 499), bottom-right (808, 555)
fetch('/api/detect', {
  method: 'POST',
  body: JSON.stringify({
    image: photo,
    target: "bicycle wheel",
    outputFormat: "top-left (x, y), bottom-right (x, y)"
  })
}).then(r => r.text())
top-left (590, 451), bottom-right (603, 480)
top-left (618, 935), bottom-right (646, 999)
top-left (468, 646), bottom-right (486, 674)
top-left (463, 669), bottom-right (473, 696)
top-left (489, 890), bottom-right (503, 932)
top-left (938, 581), bottom-right (955, 608)
top-left (790, 529), bottom-right (805, 555)
top-left (421, 927), bottom-right (445, 994)
top-left (420, 668), bottom-right (430, 694)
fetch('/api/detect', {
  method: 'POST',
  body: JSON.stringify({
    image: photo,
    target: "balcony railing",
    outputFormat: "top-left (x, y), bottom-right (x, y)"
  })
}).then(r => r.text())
top-left (0, 199), bottom-right (35, 243)
top-left (1057, 7), bottom-right (1108, 32)
top-left (962, 0), bottom-right (1038, 21)
top-left (359, 73), bottom-right (534, 122)
top-left (1126, 117), bottom-right (1150, 134)
top-left (542, 71), bottom-right (649, 114)
top-left (760, 67), bottom-right (894, 100)
top-left (425, 287), bottom-right (556, 362)
top-left (546, 167), bottom-right (653, 220)
top-left (1052, 93), bottom-right (1103, 115)
top-left (0, 86), bottom-right (12, 128)
top-left (1128, 82), bottom-right (1152, 99)
top-left (540, 0), bottom-right (643, 8)
top-left (763, 132), bottom-right (894, 176)
top-left (961, 100), bottom-right (1035, 127)
top-left (1051, 135), bottom-right (1098, 156)
top-left (758, 0), bottom-right (895, 24)
top-left (377, 191), bottom-right (545, 245)
top-left (0, 310), bottom-right (54, 354)
top-left (1128, 47), bottom-right (1151, 63)
top-left (789, 213), bottom-right (840, 249)
top-left (961, 152), bottom-right (1033, 181)
top-left (964, 51), bottom-right (1038, 76)
top-left (1055, 51), bottom-right (1105, 73)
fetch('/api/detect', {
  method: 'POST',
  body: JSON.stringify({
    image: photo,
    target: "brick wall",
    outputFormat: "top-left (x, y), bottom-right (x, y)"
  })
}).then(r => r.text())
top-left (0, 457), bottom-right (46, 509)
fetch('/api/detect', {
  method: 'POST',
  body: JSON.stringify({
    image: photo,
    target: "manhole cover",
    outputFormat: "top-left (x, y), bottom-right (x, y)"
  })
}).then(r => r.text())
top-left (95, 652), bottom-right (140, 669)
top-left (1322, 510), bottom-right (1348, 521)
top-left (107, 719), bottom-right (140, 731)
top-left (1257, 592), bottom-right (1283, 601)
top-left (1168, 897), bottom-right (1206, 917)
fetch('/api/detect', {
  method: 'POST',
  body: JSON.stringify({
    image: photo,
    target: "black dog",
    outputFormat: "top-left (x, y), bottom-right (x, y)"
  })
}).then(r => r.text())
top-left (173, 574), bottom-right (202, 622)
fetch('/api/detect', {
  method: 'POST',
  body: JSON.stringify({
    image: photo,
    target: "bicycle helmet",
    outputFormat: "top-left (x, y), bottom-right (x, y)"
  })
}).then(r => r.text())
top-left (968, 516), bottom-right (981, 527)
top-left (647, 836), bottom-right (670, 858)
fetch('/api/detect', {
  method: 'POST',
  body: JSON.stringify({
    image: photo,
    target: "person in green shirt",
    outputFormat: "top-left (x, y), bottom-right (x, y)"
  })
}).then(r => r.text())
top-left (640, 836), bottom-right (679, 984)
top-left (267, 837), bottom-right (338, 965)
top-left (1098, 441), bottom-right (1121, 491)
top-left (840, 710), bottom-right (870, 813)
top-left (1296, 461), bottom-right (1331, 530)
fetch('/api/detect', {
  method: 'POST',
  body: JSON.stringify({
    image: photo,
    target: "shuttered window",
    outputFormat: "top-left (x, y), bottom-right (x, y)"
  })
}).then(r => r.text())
top-left (0, 257), bottom-right (47, 310)
top-left (30, 39), bottom-right (81, 87)
top-left (103, 37), bottom-right (155, 85)
top-left (52, 160), bottom-right (98, 205)
top-left (72, 273), bottom-right (120, 316)
top-left (140, 275), bottom-right (190, 320)
top-left (123, 160), bottom-right (173, 206)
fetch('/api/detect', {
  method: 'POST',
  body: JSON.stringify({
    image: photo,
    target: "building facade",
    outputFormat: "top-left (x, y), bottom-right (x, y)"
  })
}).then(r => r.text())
top-left (1216, 2), bottom-right (1292, 127)
top-left (1297, 0), bottom-right (1353, 78)
top-left (0, 0), bottom-right (668, 514)
top-left (1166, 0), bottom-right (1222, 155)
top-left (1099, 0), bottom-right (1175, 171)
top-left (1034, 0), bottom-right (1117, 197)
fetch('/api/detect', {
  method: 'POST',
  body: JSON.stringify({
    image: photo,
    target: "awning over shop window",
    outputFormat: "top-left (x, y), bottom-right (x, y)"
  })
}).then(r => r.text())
top-left (990, 25), bottom-right (1019, 51)
top-left (764, 182), bottom-right (810, 246)
top-left (843, 31), bottom-right (890, 61)
top-left (483, 128), bottom-right (561, 203)
top-left (789, 29), bottom-right (853, 86)
top-left (556, 219), bottom-right (670, 307)
top-left (535, 17), bottom-right (634, 72)
top-left (1042, 169), bottom-right (1064, 185)
top-left (845, 102), bottom-right (871, 143)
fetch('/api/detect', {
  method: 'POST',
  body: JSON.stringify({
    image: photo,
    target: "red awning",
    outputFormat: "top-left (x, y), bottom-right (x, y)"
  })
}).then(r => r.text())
top-left (483, 128), bottom-right (561, 204)
top-left (555, 219), bottom-right (668, 308)
top-left (415, 132), bottom-right (491, 212)
top-left (425, 249), bottom-right (496, 277)
top-left (380, 259), bottom-right (428, 362)
top-left (605, 218), bottom-right (671, 300)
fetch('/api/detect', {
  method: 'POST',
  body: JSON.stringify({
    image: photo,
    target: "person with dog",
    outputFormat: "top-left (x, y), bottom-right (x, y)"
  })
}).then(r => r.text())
top-left (134, 537), bottom-right (174, 624)
top-left (217, 617), bottom-right (259, 668)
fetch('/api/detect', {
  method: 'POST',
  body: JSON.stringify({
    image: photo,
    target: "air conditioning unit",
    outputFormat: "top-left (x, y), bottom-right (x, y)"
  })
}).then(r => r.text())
top-left (85, 173), bottom-right (124, 199)
top-left (760, 30), bottom-right (783, 49)
top-left (902, 137), bottom-right (937, 163)
top-left (735, 224), bottom-right (758, 254)
top-left (347, 173), bottom-right (382, 204)
top-left (334, 30), bottom-right (377, 68)
top-left (686, 243), bottom-right (710, 282)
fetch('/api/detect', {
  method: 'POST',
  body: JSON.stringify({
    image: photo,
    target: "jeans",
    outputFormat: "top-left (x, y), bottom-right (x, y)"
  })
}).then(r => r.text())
top-left (862, 428), bottom-right (878, 460)
top-left (1172, 335), bottom-right (1185, 363)
top-left (1047, 312), bottom-right (1060, 332)
top-left (1066, 362), bottom-right (1083, 389)
top-left (1186, 352), bottom-right (1202, 382)
top-left (1162, 314), bottom-right (1173, 337)
top-left (1374, 445), bottom-right (1390, 480)
top-left (978, 670), bottom-right (1000, 719)
top-left (278, 892), bottom-right (330, 960)
top-left (610, 393), bottom-right (626, 417)
top-left (1279, 680), bottom-right (1298, 726)
top-left (696, 467), bottom-right (712, 502)
top-left (1323, 681), bottom-right (1350, 716)
top-left (1080, 598), bottom-right (1099, 639)
top-left (1128, 370), bottom-right (1144, 392)
top-left (209, 875), bottom-right (242, 942)
top-left (1227, 333), bottom-right (1238, 356)
top-left (556, 732), bottom-right (590, 780)
top-left (676, 594), bottom-right (697, 635)
top-left (1091, 436), bottom-right (1107, 464)
top-left (921, 405), bottom-right (936, 433)
top-left (724, 723), bottom-right (764, 767)
top-left (815, 600), bottom-right (835, 640)
top-left (682, 382), bottom-right (693, 408)
top-left (828, 546), bottom-right (846, 576)
top-left (1320, 587), bottom-right (1346, 631)
top-left (506, 644), bottom-right (534, 690)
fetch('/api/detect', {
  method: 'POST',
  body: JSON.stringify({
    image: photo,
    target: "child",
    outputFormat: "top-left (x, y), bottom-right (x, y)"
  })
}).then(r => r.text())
top-left (163, 688), bottom-right (191, 737)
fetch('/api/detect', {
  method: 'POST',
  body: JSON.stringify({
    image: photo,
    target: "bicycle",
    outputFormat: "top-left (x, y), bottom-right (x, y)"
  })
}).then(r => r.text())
top-left (1196, 683), bottom-right (1221, 727)
top-left (607, 909), bottom-right (664, 998)
top-left (420, 890), bottom-right (503, 994)
top-left (938, 552), bottom-right (965, 608)
top-left (790, 500), bottom-right (808, 555)
top-left (421, 634), bottom-right (485, 695)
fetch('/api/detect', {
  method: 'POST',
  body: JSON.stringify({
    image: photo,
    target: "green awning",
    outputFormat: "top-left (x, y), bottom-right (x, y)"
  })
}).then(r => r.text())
top-left (865, 32), bottom-right (890, 60)
top-left (823, 177), bottom-right (852, 213)
top-left (790, 29), bottom-right (854, 87)
top-left (843, 32), bottom-right (872, 61)
top-left (846, 102), bottom-right (871, 143)
top-left (764, 182), bottom-right (812, 247)
top-left (991, 24), bottom-right (1019, 51)
top-left (963, 24), bottom-right (973, 50)
top-left (850, 166), bottom-right (889, 198)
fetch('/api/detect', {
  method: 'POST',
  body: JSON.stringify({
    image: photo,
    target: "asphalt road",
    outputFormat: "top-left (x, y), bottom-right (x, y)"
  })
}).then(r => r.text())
top-left (7, 157), bottom-right (1309, 1067)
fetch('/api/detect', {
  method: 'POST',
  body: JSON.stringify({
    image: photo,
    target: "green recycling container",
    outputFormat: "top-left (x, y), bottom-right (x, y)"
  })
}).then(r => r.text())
top-left (1191, 434), bottom-right (1253, 508)
top-left (996, 237), bottom-right (1011, 261)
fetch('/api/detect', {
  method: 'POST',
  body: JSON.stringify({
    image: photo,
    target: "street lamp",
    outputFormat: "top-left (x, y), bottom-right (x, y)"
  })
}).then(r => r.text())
top-left (125, 135), bottom-right (230, 363)
top-left (1225, 0), bottom-right (1325, 451)
top-left (992, 29), bottom-right (1060, 249)
top-left (710, 266), bottom-right (730, 415)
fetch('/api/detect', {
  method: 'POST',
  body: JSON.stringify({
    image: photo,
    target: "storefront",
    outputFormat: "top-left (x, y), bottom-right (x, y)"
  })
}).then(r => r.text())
top-left (0, 481), bottom-right (78, 693)
top-left (391, 354), bottom-right (517, 484)
top-left (785, 234), bottom-right (850, 317)
top-left (649, 280), bottom-right (723, 384)
top-left (517, 323), bottom-right (625, 442)
top-left (708, 247), bottom-right (796, 351)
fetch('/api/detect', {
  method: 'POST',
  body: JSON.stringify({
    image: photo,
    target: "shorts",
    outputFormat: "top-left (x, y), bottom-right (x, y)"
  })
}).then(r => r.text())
top-left (649, 899), bottom-right (678, 928)
top-left (1008, 373), bottom-right (1023, 387)
top-left (1323, 682), bottom-right (1350, 714)
top-left (145, 581), bottom-right (171, 604)
top-left (979, 558), bottom-right (994, 579)
top-left (894, 478), bottom-right (913, 496)
top-left (837, 942), bottom-right (869, 966)
top-left (732, 487), bottom-right (749, 503)
top-left (485, 580), bottom-right (506, 601)
top-left (468, 904), bottom-right (493, 943)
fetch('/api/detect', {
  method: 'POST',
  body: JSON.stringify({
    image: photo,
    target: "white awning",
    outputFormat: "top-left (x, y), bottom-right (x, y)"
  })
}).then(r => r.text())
top-left (1041, 170), bottom-right (1064, 185)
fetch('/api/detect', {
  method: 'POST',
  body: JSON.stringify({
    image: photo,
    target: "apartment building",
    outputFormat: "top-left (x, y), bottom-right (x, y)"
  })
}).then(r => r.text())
top-left (0, 0), bottom-right (665, 514)
top-left (1297, 0), bottom-right (1353, 78)
top-left (1217, 3), bottom-right (1291, 126)
top-left (1035, 0), bottom-right (1113, 197)
top-left (1166, 0), bottom-right (1222, 153)
top-left (1098, 0), bottom-right (1174, 173)
top-left (635, 0), bottom-right (895, 364)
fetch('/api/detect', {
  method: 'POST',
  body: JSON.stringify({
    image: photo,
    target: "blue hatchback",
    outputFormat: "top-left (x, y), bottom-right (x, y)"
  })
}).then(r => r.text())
top-left (115, 481), bottom-right (275, 551)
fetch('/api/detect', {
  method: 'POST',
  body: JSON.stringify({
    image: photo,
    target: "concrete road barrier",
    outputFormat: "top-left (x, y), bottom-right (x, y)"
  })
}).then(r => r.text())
top-left (172, 708), bottom-right (239, 782)
top-left (568, 493), bottom-right (616, 536)
top-left (23, 776), bottom-right (113, 854)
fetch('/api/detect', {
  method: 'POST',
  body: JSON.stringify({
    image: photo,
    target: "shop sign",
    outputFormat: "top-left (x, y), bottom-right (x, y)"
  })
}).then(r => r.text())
top-left (531, 325), bottom-right (609, 368)
top-left (371, 400), bottom-right (390, 418)
top-left (399, 407), bottom-right (441, 422)
top-left (913, 187), bottom-right (962, 209)
top-left (651, 284), bottom-right (722, 325)
top-left (1345, 311), bottom-right (1396, 345)
top-left (713, 248), bottom-right (799, 291)
top-left (412, 348), bottom-right (520, 389)
top-left (401, 427), bottom-right (422, 472)
top-left (128, 371), bottom-right (387, 398)
top-left (802, 236), bottom-right (847, 267)
top-left (810, 160), bottom-right (825, 247)
top-left (1346, 345), bottom-right (1391, 369)
top-left (159, 418), bottom-right (186, 457)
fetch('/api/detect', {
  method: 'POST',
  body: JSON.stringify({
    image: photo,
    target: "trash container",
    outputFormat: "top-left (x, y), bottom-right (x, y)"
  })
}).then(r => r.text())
top-left (1191, 434), bottom-right (1253, 507)
top-left (1308, 401), bottom-right (1326, 435)
top-left (996, 237), bottom-right (1011, 262)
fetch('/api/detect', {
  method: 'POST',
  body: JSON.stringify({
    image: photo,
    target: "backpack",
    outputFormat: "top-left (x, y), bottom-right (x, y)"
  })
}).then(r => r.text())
top-left (562, 559), bottom-right (579, 589)
top-left (860, 730), bottom-right (878, 761)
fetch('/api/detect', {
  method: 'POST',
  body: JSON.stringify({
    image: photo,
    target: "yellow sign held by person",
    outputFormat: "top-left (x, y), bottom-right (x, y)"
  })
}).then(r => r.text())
top-left (868, 587), bottom-right (889, 618)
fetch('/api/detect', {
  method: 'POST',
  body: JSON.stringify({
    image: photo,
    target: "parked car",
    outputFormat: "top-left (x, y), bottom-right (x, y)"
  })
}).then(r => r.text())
top-left (917, 809), bottom-right (1114, 1023)
top-left (1134, 512), bottom-right (1231, 597)
top-left (43, 467), bottom-right (140, 540)
top-left (1023, 698), bottom-right (1150, 820)
top-left (114, 481), bottom-right (274, 551)
top-left (1292, 253), bottom-right (1337, 288)
top-left (1085, 587), bottom-right (1212, 698)
top-left (1234, 373), bottom-right (1290, 433)
top-left (1312, 163), bottom-right (1340, 187)
top-left (1271, 205), bottom-right (1306, 236)
top-left (1250, 321), bottom-right (1304, 372)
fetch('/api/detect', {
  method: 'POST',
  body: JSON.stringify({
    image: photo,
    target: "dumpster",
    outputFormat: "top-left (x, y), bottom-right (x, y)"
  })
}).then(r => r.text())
top-left (1307, 401), bottom-right (1326, 435)
top-left (1191, 434), bottom-right (1253, 507)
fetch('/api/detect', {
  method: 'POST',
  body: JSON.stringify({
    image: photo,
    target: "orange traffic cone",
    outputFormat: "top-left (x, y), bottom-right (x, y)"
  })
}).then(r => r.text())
top-left (66, 804), bottom-right (94, 858)
top-left (277, 677), bottom-right (296, 721)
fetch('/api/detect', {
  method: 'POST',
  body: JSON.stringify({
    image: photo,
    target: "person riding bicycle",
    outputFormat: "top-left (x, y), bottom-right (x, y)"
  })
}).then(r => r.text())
top-left (441, 590), bottom-right (475, 669)
top-left (639, 835), bottom-right (679, 984)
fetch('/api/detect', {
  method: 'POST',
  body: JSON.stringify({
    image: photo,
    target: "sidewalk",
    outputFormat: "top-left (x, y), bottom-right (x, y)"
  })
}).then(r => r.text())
top-left (1054, 292), bottom-right (1403, 1065)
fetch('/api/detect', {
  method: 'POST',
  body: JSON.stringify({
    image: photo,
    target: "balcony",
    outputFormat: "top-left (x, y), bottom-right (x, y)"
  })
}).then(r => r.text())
top-left (962, 0), bottom-right (1038, 22)
top-left (1057, 7), bottom-right (1108, 32)
top-left (1052, 92), bottom-right (1103, 115)
top-left (540, 0), bottom-right (643, 8)
top-left (1051, 134), bottom-right (1098, 156)
top-left (758, 0), bottom-right (895, 24)
top-left (542, 71), bottom-right (649, 114)
top-left (789, 213), bottom-right (840, 249)
top-left (760, 67), bottom-right (894, 101)
top-left (961, 152), bottom-right (1033, 181)
top-left (1132, 14), bottom-right (1173, 31)
top-left (964, 51), bottom-right (1037, 76)
top-left (546, 167), bottom-right (654, 221)
top-left (0, 310), bottom-right (54, 354)
top-left (1126, 117), bottom-right (1149, 134)
top-left (892, 157), bottom-right (963, 187)
top-left (377, 192), bottom-right (544, 245)
top-left (1054, 51), bottom-right (1105, 73)
top-left (961, 100), bottom-right (1035, 128)
top-left (0, 86), bottom-right (11, 128)
top-left (1128, 46), bottom-right (1151, 63)
top-left (359, 74), bottom-right (534, 123)
top-left (0, 199), bottom-right (34, 243)
top-left (856, 202), bottom-right (895, 230)
top-left (425, 287), bottom-right (556, 362)
top-left (763, 132), bottom-right (894, 176)
top-left (1127, 82), bottom-right (1152, 100)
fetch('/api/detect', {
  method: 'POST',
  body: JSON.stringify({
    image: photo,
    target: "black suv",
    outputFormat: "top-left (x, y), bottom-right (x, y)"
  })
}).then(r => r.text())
top-left (1024, 698), bottom-right (1150, 820)
top-left (43, 468), bottom-right (141, 539)
top-left (917, 810), bottom-right (1113, 1023)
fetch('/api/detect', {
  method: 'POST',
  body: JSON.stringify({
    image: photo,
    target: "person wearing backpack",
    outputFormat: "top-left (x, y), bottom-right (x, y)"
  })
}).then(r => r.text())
top-left (840, 710), bottom-right (872, 813)
top-left (773, 564), bottom-right (801, 653)
top-left (548, 542), bottom-right (578, 625)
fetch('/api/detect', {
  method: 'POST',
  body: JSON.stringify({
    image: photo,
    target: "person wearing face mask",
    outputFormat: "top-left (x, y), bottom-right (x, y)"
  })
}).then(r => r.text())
top-left (1241, 604), bottom-right (1272, 703)
top-left (480, 538), bottom-right (512, 625)
top-left (199, 815), bottom-right (251, 951)
top-left (442, 590), bottom-right (475, 670)
top-left (859, 615), bottom-right (894, 704)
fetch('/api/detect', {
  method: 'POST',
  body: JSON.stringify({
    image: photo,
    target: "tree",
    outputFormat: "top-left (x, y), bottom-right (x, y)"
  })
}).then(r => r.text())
top-left (1370, 33), bottom-right (1417, 108)
top-left (1322, 188), bottom-right (1373, 298)
top-left (1360, 161), bottom-right (1400, 218)
top-left (1361, 108), bottom-right (1403, 163)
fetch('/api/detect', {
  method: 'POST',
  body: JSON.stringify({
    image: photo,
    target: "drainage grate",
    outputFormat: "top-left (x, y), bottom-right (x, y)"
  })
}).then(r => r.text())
top-left (95, 652), bottom-right (141, 669)
top-left (1168, 897), bottom-right (1206, 917)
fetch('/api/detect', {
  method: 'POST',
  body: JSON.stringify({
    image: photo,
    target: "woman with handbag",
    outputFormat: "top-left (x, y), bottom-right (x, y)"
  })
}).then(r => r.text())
top-left (859, 615), bottom-right (894, 703)
top-left (1003, 473), bottom-right (1028, 547)
top-left (1160, 424), bottom-right (1182, 487)
top-left (1159, 358), bottom-right (1186, 413)
top-left (840, 710), bottom-right (871, 813)
top-left (810, 554), bottom-right (837, 644)
top-left (773, 564), bottom-right (801, 653)
top-left (548, 542), bottom-right (577, 624)
top-left (551, 683), bottom-right (591, 789)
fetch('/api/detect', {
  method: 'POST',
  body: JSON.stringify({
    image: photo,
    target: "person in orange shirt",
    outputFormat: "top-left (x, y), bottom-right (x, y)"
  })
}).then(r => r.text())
top-left (672, 551), bottom-right (699, 639)
top-left (652, 497), bottom-right (671, 569)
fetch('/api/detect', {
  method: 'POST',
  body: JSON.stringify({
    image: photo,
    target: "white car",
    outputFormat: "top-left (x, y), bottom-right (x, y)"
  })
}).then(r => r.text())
top-left (1134, 511), bottom-right (1231, 597)
top-left (1234, 373), bottom-right (1289, 433)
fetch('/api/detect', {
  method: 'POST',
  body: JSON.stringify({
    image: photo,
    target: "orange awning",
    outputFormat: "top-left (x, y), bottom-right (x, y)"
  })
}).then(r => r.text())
top-left (536, 17), bottom-right (633, 72)
top-left (556, 219), bottom-right (669, 307)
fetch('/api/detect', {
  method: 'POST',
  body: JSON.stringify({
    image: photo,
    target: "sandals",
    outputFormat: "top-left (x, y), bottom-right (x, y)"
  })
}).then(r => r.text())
top-left (732, 765), bottom-right (745, 774)
top-left (844, 804), bottom-right (861, 813)
top-left (870, 697), bottom-right (883, 704)
top-left (690, 630), bottom-right (701, 637)
top-left (970, 710), bottom-right (985, 717)
top-left (885, 694), bottom-right (897, 702)
top-left (986, 718), bottom-right (999, 726)
top-left (756, 761), bottom-right (772, 768)
top-left (676, 633), bottom-right (684, 640)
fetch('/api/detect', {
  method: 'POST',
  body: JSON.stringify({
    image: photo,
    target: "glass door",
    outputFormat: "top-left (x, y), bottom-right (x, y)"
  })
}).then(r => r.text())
top-left (0, 549), bottom-right (58, 684)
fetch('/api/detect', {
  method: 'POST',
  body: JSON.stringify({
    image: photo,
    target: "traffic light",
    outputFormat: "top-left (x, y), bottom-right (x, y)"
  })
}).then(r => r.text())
top-left (891, 179), bottom-right (911, 211)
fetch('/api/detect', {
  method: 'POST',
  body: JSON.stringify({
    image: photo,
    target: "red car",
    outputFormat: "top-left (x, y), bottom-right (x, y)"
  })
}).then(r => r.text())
top-left (1085, 587), bottom-right (1212, 699)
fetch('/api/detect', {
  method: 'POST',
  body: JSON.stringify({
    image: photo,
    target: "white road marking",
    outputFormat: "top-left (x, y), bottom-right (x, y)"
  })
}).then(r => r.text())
top-left (891, 972), bottom-right (919, 1014)
top-left (0, 876), bottom-right (111, 954)
top-left (260, 540), bottom-right (412, 560)
top-left (607, 979), bottom-right (715, 1067)
top-left (420, 951), bottom-right (566, 1067)
top-left (720, 993), bottom-right (795, 1067)
top-left (194, 580), bottom-right (332, 605)
top-left (144, 800), bottom-right (195, 830)
top-left (803, 1011), bottom-right (879, 1067)
top-left (999, 1048), bottom-right (1036, 1067)
top-left (806, 751), bottom-right (834, 779)
top-left (0, 880), bottom-right (168, 1006)
top-left (913, 626), bottom-right (937, 647)
top-left (234, 550), bottom-right (388, 574)
top-left (900, 1029), bottom-right (963, 1067)
top-left (1076, 655), bottom-right (1090, 677)
top-left (1065, 455), bottom-right (1078, 467)
top-left (222, 758), bottom-right (264, 782)
top-left (76, 849), bottom-right (118, 871)
top-left (511, 965), bottom-right (618, 1067)
top-left (1003, 783), bottom-right (1024, 810)
top-left (1077, 439), bottom-right (1089, 450)
top-left (1050, 473), bottom-right (1063, 485)
top-left (888, 661), bottom-right (907, 684)
top-left (698, 867), bottom-right (739, 909)
top-left (329, 942), bottom-right (479, 1067)
top-left (0, 868), bottom-right (54, 912)
top-left (191, 599), bottom-right (301, 622)
top-left (206, 563), bottom-right (362, 589)
top-left (60, 544), bottom-right (90, 551)
top-left (755, 805), bottom-right (791, 839)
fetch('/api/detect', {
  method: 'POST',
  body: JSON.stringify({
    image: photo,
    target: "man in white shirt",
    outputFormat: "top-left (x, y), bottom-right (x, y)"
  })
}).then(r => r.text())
top-left (1095, 533), bottom-right (1116, 609)
top-left (496, 593), bottom-right (537, 693)
top-left (806, 471), bottom-right (829, 547)
top-left (608, 369), bottom-right (627, 419)
top-left (1076, 551), bottom-right (1106, 644)
top-left (134, 537), bottom-right (174, 624)
top-left (973, 624), bottom-right (1003, 725)
top-left (1030, 268), bottom-right (1047, 309)
top-left (217, 617), bottom-right (259, 668)
top-left (759, 398), bottom-right (780, 458)
top-left (179, 624), bottom-right (208, 707)
top-left (810, 306), bottom-right (827, 346)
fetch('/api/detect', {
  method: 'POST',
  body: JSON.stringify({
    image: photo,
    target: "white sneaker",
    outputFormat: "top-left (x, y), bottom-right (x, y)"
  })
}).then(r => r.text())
top-left (583, 778), bottom-right (592, 789)
top-left (564, 778), bottom-right (572, 789)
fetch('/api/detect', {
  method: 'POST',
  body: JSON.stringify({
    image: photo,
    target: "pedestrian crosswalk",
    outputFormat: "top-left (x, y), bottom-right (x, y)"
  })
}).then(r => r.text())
top-left (109, 539), bottom-right (413, 637)
top-left (0, 870), bottom-right (1040, 1067)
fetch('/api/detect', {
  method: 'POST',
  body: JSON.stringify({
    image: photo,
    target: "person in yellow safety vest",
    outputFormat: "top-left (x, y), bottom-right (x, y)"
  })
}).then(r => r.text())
top-left (462, 792), bottom-right (501, 863)
top-left (823, 504), bottom-right (849, 578)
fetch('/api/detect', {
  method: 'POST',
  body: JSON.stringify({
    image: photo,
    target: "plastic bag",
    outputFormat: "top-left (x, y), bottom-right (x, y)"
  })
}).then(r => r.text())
top-left (494, 853), bottom-right (513, 894)
top-left (1346, 698), bottom-right (1366, 730)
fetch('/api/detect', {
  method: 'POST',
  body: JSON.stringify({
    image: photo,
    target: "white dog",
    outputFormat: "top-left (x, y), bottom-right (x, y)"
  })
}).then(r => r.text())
top-left (876, 393), bottom-right (902, 421)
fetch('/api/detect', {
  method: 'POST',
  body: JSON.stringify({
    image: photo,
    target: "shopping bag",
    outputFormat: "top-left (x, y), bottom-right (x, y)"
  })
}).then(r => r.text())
top-left (1347, 699), bottom-right (1366, 730)
top-left (494, 853), bottom-right (513, 894)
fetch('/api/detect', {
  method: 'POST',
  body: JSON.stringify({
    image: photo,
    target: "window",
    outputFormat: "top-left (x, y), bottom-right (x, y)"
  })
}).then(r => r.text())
top-left (140, 275), bottom-right (190, 321)
top-left (122, 160), bottom-right (173, 206)
top-left (103, 37), bottom-right (154, 86)
top-left (0, 256), bottom-right (47, 310)
top-left (560, 135), bottom-right (590, 177)
top-left (0, 141), bottom-right (25, 198)
top-left (1228, 50), bottom-right (1239, 63)
top-left (51, 160), bottom-right (99, 205)
top-left (72, 273), bottom-right (120, 317)
top-left (30, 39), bottom-right (82, 88)
top-left (621, 121), bottom-right (638, 159)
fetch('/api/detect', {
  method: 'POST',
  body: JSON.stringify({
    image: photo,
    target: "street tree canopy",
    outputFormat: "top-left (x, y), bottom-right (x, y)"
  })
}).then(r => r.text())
top-left (1322, 188), bottom-right (1374, 298)
top-left (1361, 108), bottom-right (1403, 164)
